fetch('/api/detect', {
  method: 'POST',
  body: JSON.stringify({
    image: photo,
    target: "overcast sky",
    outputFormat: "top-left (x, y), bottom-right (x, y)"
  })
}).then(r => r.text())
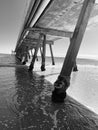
top-left (0, 0), bottom-right (98, 59)
top-left (0, 0), bottom-right (30, 53)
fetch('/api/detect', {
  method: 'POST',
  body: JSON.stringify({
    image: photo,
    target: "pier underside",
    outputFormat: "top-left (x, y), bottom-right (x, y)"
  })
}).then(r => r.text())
top-left (15, 0), bottom-right (98, 103)
top-left (1, 0), bottom-right (98, 129)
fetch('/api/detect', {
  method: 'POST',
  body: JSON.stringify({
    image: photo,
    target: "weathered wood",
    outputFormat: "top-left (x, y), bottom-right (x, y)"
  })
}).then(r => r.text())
top-left (23, 38), bottom-right (54, 45)
top-left (21, 46), bottom-right (29, 65)
top-left (16, 26), bottom-right (72, 51)
top-left (26, 27), bottom-right (73, 38)
top-left (16, 27), bottom-right (54, 51)
top-left (29, 34), bottom-right (42, 71)
top-left (31, 49), bottom-right (33, 56)
top-left (60, 0), bottom-right (95, 76)
top-left (49, 44), bottom-right (55, 65)
top-left (27, 31), bottom-right (62, 42)
top-left (40, 46), bottom-right (42, 57)
top-left (15, 0), bottom-right (98, 53)
top-left (73, 60), bottom-right (78, 72)
top-left (52, 0), bottom-right (95, 103)
top-left (69, 38), bottom-right (78, 72)
top-left (41, 34), bottom-right (46, 71)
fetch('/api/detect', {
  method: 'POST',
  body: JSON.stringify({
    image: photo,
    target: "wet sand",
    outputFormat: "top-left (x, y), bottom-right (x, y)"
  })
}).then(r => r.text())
top-left (0, 65), bottom-right (98, 130)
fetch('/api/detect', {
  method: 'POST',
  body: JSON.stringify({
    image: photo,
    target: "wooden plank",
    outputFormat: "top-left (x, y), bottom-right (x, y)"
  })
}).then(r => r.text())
top-left (26, 27), bottom-right (73, 38)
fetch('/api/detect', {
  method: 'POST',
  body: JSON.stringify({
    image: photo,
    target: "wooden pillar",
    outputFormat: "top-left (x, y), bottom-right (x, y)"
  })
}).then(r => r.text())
top-left (40, 46), bottom-right (42, 58)
top-left (69, 37), bottom-right (78, 72)
top-left (16, 48), bottom-right (22, 62)
top-left (31, 49), bottom-right (33, 57)
top-left (21, 46), bottom-right (28, 65)
top-left (49, 44), bottom-right (55, 65)
top-left (28, 34), bottom-right (42, 71)
top-left (73, 60), bottom-right (78, 72)
top-left (41, 34), bottom-right (46, 71)
top-left (52, 0), bottom-right (95, 103)
top-left (31, 48), bottom-right (38, 61)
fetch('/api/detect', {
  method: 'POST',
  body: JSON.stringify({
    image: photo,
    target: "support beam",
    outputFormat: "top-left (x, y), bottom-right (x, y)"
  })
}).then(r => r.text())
top-left (16, 46), bottom-right (28, 63)
top-left (52, 0), bottom-right (95, 103)
top-left (31, 48), bottom-right (38, 61)
top-left (16, 50), bottom-right (23, 62)
top-left (49, 44), bottom-right (55, 65)
top-left (28, 34), bottom-right (42, 71)
top-left (21, 46), bottom-right (29, 65)
top-left (31, 49), bottom-right (33, 56)
top-left (26, 27), bottom-right (73, 38)
top-left (23, 38), bottom-right (54, 45)
top-left (15, 27), bottom-right (72, 52)
top-left (41, 34), bottom-right (46, 71)
top-left (73, 60), bottom-right (78, 72)
top-left (69, 38), bottom-right (78, 72)
top-left (40, 46), bottom-right (42, 58)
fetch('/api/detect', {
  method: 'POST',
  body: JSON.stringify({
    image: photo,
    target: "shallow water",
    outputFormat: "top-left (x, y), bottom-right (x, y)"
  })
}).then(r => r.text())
top-left (68, 65), bottom-right (98, 114)
top-left (0, 66), bottom-right (53, 129)
top-left (36, 64), bottom-right (98, 114)
top-left (0, 54), bottom-right (98, 129)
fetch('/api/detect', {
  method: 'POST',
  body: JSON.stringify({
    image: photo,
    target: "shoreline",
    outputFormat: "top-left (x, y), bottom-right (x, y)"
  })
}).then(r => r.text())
top-left (1, 53), bottom-right (98, 67)
top-left (0, 65), bottom-right (98, 129)
top-left (0, 54), bottom-right (98, 129)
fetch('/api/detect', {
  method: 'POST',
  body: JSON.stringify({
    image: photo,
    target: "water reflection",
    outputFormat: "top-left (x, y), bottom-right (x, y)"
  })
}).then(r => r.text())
top-left (1, 55), bottom-right (98, 129)
top-left (0, 67), bottom-right (19, 130)
top-left (68, 66), bottom-right (98, 114)
top-left (0, 65), bottom-right (98, 129)
top-left (14, 67), bottom-right (56, 129)
top-left (12, 67), bottom-right (98, 130)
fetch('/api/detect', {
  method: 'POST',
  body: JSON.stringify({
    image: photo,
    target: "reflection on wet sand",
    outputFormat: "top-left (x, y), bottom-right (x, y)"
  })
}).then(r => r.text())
top-left (0, 66), bottom-right (97, 130)
top-left (0, 67), bottom-right (19, 130)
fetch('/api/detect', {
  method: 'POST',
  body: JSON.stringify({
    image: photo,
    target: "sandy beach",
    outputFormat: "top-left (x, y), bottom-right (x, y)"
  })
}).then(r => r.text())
top-left (26, 57), bottom-right (98, 114)
top-left (0, 54), bottom-right (98, 129)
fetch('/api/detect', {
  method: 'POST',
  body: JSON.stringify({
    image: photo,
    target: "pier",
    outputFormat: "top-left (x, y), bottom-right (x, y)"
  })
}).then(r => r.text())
top-left (1, 0), bottom-right (97, 129)
top-left (15, 0), bottom-right (98, 102)
top-left (0, 57), bottom-right (98, 129)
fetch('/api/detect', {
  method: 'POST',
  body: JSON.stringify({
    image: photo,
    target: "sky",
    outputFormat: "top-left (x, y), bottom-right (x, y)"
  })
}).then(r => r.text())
top-left (0, 0), bottom-right (30, 54)
top-left (0, 0), bottom-right (98, 59)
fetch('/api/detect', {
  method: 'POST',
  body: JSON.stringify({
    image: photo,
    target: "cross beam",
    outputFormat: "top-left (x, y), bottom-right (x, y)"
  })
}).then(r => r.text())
top-left (23, 38), bottom-right (54, 45)
top-left (26, 27), bottom-right (73, 38)
top-left (15, 27), bottom-right (73, 52)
